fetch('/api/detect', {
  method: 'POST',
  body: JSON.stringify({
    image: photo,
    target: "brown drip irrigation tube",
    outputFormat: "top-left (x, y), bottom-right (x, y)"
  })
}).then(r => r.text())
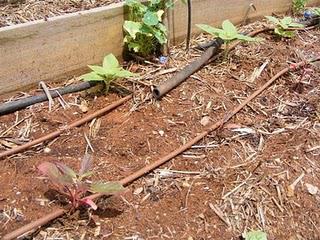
top-left (4, 57), bottom-right (319, 240)
top-left (0, 95), bottom-right (132, 160)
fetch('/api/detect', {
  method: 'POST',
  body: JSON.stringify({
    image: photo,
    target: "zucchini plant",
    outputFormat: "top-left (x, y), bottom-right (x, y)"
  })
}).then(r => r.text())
top-left (123, 0), bottom-right (173, 58)
top-left (196, 20), bottom-right (261, 59)
top-left (265, 16), bottom-right (304, 38)
top-left (80, 53), bottom-right (135, 91)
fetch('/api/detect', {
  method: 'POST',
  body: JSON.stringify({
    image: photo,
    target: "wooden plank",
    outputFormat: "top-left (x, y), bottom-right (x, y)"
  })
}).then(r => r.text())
top-left (0, 2), bottom-right (125, 94)
top-left (169, 0), bottom-right (320, 42)
top-left (0, 0), bottom-right (319, 94)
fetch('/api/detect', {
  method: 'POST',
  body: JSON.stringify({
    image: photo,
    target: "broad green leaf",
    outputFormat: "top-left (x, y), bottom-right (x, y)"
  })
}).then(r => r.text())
top-left (150, 0), bottom-right (161, 4)
top-left (314, 8), bottom-right (320, 15)
top-left (153, 29), bottom-right (167, 44)
top-left (157, 10), bottom-right (164, 21)
top-left (80, 72), bottom-right (105, 81)
top-left (143, 11), bottom-right (159, 26)
top-left (103, 54), bottom-right (119, 69)
top-left (90, 181), bottom-right (124, 194)
top-left (157, 22), bottom-right (167, 34)
top-left (222, 20), bottom-right (237, 35)
top-left (196, 24), bottom-right (224, 37)
top-left (275, 27), bottom-right (295, 38)
top-left (104, 67), bottom-right (121, 76)
top-left (219, 31), bottom-right (237, 41)
top-left (265, 16), bottom-right (281, 25)
top-left (123, 21), bottom-right (142, 39)
top-left (88, 65), bottom-right (106, 75)
top-left (236, 34), bottom-right (260, 42)
top-left (243, 230), bottom-right (267, 240)
top-left (128, 42), bottom-right (141, 52)
top-left (116, 69), bottom-right (136, 78)
top-left (289, 22), bottom-right (304, 28)
top-left (125, 0), bottom-right (144, 9)
top-left (165, 0), bottom-right (175, 8)
top-left (281, 16), bottom-right (293, 26)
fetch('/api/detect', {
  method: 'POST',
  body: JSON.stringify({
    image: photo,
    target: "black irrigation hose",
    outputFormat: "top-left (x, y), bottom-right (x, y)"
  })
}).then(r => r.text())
top-left (0, 81), bottom-right (97, 116)
top-left (152, 38), bottom-right (224, 99)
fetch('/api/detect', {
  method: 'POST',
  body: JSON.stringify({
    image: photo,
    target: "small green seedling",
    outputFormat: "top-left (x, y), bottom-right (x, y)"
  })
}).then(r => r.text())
top-left (196, 20), bottom-right (260, 59)
top-left (265, 16), bottom-right (304, 38)
top-left (242, 230), bottom-right (267, 240)
top-left (292, 0), bottom-right (309, 14)
top-left (38, 154), bottom-right (124, 210)
top-left (80, 53), bottom-right (135, 91)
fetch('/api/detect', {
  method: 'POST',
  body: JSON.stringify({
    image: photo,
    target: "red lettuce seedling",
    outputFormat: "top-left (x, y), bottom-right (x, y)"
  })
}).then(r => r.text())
top-left (38, 154), bottom-right (124, 210)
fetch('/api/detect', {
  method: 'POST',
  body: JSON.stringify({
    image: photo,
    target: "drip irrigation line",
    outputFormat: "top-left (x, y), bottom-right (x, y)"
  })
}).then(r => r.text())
top-left (0, 95), bottom-right (132, 160)
top-left (152, 28), bottom-right (269, 99)
top-left (185, 0), bottom-right (192, 51)
top-left (0, 81), bottom-right (98, 116)
top-left (4, 57), bottom-right (319, 240)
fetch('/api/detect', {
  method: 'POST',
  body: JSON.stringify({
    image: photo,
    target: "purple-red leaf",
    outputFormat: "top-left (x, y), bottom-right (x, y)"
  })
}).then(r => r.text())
top-left (55, 162), bottom-right (77, 179)
top-left (90, 181), bottom-right (124, 194)
top-left (79, 153), bottom-right (92, 176)
top-left (80, 198), bottom-right (98, 210)
top-left (38, 162), bottom-right (73, 185)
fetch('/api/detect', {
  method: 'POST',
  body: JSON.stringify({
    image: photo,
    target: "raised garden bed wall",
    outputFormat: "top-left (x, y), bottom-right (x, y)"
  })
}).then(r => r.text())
top-left (0, 0), bottom-right (319, 95)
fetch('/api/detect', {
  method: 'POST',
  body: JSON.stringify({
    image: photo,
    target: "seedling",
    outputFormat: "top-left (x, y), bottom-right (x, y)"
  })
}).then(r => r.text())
top-left (123, 0), bottom-right (169, 57)
top-left (292, 0), bottom-right (309, 14)
top-left (80, 53), bottom-right (135, 91)
top-left (265, 16), bottom-right (304, 38)
top-left (242, 230), bottom-right (267, 240)
top-left (38, 154), bottom-right (124, 210)
top-left (196, 20), bottom-right (260, 59)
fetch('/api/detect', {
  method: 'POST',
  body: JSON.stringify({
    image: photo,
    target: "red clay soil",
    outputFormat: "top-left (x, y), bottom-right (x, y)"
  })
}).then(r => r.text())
top-left (0, 25), bottom-right (320, 239)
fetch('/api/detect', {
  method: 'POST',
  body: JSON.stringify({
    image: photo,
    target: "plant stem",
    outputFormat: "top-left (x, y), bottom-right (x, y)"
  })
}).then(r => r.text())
top-left (223, 42), bottom-right (230, 62)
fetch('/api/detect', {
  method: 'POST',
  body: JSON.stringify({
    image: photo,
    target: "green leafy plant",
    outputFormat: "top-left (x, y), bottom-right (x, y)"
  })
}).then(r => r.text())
top-left (196, 20), bottom-right (260, 59)
top-left (242, 230), bottom-right (267, 240)
top-left (265, 16), bottom-right (304, 38)
top-left (123, 0), bottom-right (170, 57)
top-left (311, 7), bottom-right (320, 15)
top-left (292, 0), bottom-right (308, 13)
top-left (80, 53), bottom-right (135, 90)
top-left (38, 154), bottom-right (124, 210)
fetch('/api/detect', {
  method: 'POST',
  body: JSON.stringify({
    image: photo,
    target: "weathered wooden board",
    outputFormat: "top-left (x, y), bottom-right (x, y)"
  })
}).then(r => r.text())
top-left (0, 2), bottom-right (125, 94)
top-left (0, 0), bottom-right (319, 94)
top-left (169, 0), bottom-right (320, 42)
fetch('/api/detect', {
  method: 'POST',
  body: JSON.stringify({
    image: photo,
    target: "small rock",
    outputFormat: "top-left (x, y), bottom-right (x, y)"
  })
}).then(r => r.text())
top-left (43, 147), bottom-right (51, 153)
top-left (79, 100), bottom-right (89, 113)
top-left (200, 116), bottom-right (211, 126)
top-left (158, 130), bottom-right (164, 136)
top-left (306, 183), bottom-right (318, 195)
top-left (134, 187), bottom-right (144, 195)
